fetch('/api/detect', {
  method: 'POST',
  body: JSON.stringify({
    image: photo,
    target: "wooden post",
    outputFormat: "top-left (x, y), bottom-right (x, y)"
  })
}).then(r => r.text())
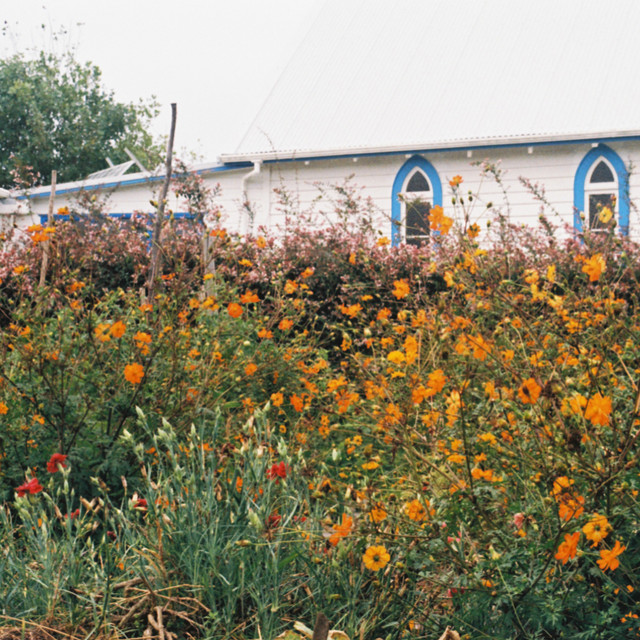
top-left (147, 103), bottom-right (177, 299)
top-left (39, 170), bottom-right (56, 288)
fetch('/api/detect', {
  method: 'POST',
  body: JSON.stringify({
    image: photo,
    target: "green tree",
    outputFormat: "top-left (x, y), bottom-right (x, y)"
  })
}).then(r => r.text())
top-left (0, 51), bottom-right (163, 188)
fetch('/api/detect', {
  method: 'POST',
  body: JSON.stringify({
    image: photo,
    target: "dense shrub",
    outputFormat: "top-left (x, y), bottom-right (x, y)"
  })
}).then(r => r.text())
top-left (2, 177), bottom-right (640, 639)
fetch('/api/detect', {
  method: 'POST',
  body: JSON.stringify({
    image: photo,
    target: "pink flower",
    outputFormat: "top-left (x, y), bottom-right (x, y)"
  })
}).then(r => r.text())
top-left (513, 512), bottom-right (525, 529)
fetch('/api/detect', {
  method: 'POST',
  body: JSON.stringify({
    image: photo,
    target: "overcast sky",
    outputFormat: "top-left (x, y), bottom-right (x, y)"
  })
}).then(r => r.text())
top-left (1, 0), bottom-right (324, 164)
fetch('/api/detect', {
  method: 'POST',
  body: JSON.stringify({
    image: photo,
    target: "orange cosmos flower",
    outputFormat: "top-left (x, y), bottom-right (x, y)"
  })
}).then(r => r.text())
top-left (227, 303), bottom-right (243, 318)
top-left (278, 318), bottom-right (293, 330)
top-left (110, 321), bottom-right (126, 338)
top-left (0, 402), bottom-right (8, 415)
top-left (405, 499), bottom-right (428, 522)
top-left (582, 254), bottom-right (605, 282)
top-left (584, 393), bottom-right (612, 426)
top-left (245, 363), bottom-right (257, 376)
top-left (597, 540), bottom-right (625, 571)
top-left (582, 513), bottom-right (611, 547)
top-left (449, 175), bottom-right (463, 188)
top-left (290, 394), bottom-right (304, 412)
top-left (329, 513), bottom-right (353, 546)
top-left (362, 545), bottom-right (390, 571)
top-left (369, 503), bottom-right (388, 523)
top-left (393, 279), bottom-right (410, 299)
top-left (555, 531), bottom-right (580, 565)
top-left (124, 363), bottom-right (144, 384)
top-left (518, 378), bottom-right (542, 404)
top-left (240, 290), bottom-right (260, 304)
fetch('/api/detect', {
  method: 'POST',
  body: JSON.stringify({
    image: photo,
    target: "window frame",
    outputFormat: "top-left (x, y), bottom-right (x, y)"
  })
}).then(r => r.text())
top-left (574, 144), bottom-right (629, 235)
top-left (391, 155), bottom-right (442, 246)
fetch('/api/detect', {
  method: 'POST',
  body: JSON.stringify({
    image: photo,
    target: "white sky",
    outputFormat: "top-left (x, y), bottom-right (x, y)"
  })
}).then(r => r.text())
top-left (1, 0), bottom-right (324, 164)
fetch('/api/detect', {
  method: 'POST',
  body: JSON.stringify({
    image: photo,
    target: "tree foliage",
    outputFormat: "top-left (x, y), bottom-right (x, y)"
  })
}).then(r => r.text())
top-left (0, 51), bottom-right (163, 188)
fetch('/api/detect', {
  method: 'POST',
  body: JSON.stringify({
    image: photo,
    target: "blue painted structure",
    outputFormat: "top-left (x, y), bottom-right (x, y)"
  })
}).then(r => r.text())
top-left (390, 155), bottom-right (442, 246)
top-left (573, 144), bottom-right (629, 235)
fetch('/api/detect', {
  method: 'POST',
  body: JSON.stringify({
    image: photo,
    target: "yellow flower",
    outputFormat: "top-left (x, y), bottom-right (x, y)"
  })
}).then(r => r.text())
top-left (598, 206), bottom-right (613, 224)
top-left (362, 545), bottom-right (390, 571)
top-left (387, 350), bottom-right (405, 364)
top-left (582, 513), bottom-right (610, 547)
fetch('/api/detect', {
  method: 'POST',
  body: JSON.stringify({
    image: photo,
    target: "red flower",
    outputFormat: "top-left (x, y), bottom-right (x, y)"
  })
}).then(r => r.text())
top-left (266, 461), bottom-right (288, 481)
top-left (16, 477), bottom-right (43, 497)
top-left (266, 512), bottom-right (282, 528)
top-left (47, 452), bottom-right (68, 473)
top-left (133, 498), bottom-right (148, 511)
top-left (65, 508), bottom-right (80, 519)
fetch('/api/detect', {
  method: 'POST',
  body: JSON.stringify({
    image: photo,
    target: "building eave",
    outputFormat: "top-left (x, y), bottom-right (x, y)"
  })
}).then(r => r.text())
top-left (220, 130), bottom-right (640, 165)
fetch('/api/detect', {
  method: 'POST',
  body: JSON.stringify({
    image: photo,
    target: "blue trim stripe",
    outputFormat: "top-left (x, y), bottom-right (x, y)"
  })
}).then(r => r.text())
top-left (573, 144), bottom-right (629, 235)
top-left (38, 212), bottom-right (192, 224)
top-left (391, 155), bottom-right (442, 246)
top-left (24, 163), bottom-right (251, 200)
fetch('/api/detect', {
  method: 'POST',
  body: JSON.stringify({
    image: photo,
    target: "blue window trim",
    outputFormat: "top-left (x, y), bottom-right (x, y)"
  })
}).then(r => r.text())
top-left (574, 144), bottom-right (629, 235)
top-left (391, 155), bottom-right (442, 246)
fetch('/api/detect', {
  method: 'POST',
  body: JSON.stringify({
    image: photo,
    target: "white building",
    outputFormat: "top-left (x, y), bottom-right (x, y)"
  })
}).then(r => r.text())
top-left (10, 0), bottom-right (640, 243)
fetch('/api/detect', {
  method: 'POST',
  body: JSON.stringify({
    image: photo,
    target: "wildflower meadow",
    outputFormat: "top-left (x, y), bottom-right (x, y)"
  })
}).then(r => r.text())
top-left (1, 173), bottom-right (640, 640)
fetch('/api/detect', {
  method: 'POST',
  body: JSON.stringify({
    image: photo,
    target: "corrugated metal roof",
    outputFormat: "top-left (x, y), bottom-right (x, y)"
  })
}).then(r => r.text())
top-left (228, 0), bottom-right (640, 160)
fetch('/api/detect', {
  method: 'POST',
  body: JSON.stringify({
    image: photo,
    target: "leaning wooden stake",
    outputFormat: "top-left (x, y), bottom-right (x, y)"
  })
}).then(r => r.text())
top-left (147, 103), bottom-right (177, 299)
top-left (39, 169), bottom-right (56, 287)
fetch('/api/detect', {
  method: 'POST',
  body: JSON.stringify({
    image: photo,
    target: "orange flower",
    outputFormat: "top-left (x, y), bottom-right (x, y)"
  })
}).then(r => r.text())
top-left (363, 545), bottom-right (390, 571)
top-left (110, 321), bottom-right (126, 338)
top-left (245, 363), bottom-right (258, 376)
top-left (0, 402), bottom-right (7, 415)
top-left (518, 378), bottom-right (541, 404)
top-left (240, 290), bottom-right (260, 304)
top-left (597, 540), bottom-right (626, 571)
top-left (558, 495), bottom-right (585, 522)
top-left (582, 254), bottom-right (605, 282)
top-left (124, 363), bottom-right (144, 385)
top-left (555, 531), bottom-right (580, 565)
top-left (329, 513), bottom-right (353, 546)
top-left (227, 303), bottom-right (243, 318)
top-left (393, 279), bottom-right (410, 299)
top-left (290, 394), bottom-right (304, 412)
top-left (405, 499), bottom-right (430, 521)
top-left (94, 323), bottom-right (111, 343)
top-left (582, 513), bottom-right (610, 547)
top-left (270, 392), bottom-right (284, 407)
top-left (278, 318), bottom-right (293, 330)
top-left (449, 175), bottom-right (463, 188)
top-left (584, 393), bottom-right (612, 427)
top-left (429, 205), bottom-right (454, 235)
top-left (369, 503), bottom-right (388, 523)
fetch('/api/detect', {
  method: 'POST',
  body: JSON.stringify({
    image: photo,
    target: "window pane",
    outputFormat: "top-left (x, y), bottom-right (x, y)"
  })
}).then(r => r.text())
top-left (588, 193), bottom-right (616, 229)
top-left (406, 171), bottom-right (430, 192)
top-left (406, 198), bottom-right (431, 245)
top-left (590, 161), bottom-right (615, 183)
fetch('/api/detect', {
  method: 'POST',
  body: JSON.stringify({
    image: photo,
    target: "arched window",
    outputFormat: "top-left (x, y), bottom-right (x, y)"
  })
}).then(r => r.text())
top-left (574, 145), bottom-right (629, 235)
top-left (391, 155), bottom-right (442, 246)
